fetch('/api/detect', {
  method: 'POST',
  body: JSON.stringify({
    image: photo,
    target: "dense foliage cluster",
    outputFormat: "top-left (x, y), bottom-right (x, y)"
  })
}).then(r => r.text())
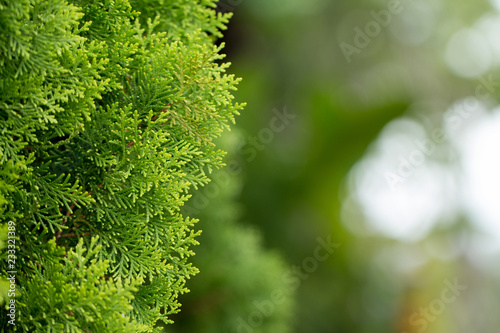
top-left (0, 0), bottom-right (244, 331)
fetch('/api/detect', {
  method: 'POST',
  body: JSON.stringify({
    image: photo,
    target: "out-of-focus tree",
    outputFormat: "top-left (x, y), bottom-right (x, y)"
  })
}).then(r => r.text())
top-left (208, 0), bottom-right (500, 332)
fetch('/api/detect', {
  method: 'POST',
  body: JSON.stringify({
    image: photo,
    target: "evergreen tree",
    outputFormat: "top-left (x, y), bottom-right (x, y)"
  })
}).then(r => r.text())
top-left (0, 0), bottom-right (245, 331)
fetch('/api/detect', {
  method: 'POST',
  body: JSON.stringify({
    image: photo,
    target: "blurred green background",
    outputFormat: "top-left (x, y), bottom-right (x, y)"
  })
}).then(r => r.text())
top-left (171, 0), bottom-right (500, 332)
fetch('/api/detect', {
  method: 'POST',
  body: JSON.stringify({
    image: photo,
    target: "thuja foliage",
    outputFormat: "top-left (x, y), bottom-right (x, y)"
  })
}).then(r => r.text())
top-left (0, 0), bottom-right (244, 331)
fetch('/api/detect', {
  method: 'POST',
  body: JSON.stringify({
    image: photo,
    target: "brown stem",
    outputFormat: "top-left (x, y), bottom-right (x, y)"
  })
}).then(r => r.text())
top-left (55, 203), bottom-right (75, 242)
top-left (61, 232), bottom-right (91, 239)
